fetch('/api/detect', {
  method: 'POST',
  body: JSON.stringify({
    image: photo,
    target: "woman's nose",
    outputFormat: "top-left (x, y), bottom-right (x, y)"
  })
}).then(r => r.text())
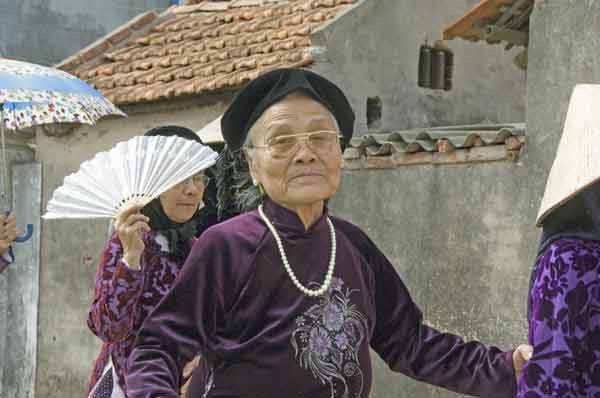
top-left (182, 180), bottom-right (202, 196)
top-left (293, 139), bottom-right (317, 163)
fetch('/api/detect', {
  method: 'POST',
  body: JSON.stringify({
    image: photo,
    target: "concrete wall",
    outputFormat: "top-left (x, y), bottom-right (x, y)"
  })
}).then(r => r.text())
top-left (0, 0), bottom-right (169, 65)
top-left (525, 0), bottom-right (600, 181)
top-left (34, 94), bottom-right (231, 397)
top-left (311, 0), bottom-right (527, 133)
top-left (330, 159), bottom-right (537, 397)
top-left (0, 137), bottom-right (38, 397)
top-left (328, 0), bottom-right (600, 397)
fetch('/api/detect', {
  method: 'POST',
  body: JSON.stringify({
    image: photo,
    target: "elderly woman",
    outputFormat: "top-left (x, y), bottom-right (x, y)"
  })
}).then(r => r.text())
top-left (126, 69), bottom-right (530, 398)
top-left (87, 126), bottom-right (216, 398)
top-left (0, 212), bottom-right (17, 273)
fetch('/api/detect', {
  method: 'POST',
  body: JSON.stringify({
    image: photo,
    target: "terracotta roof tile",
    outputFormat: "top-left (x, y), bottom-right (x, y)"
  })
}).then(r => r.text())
top-left (105, 44), bottom-right (138, 61)
top-left (230, 0), bottom-right (266, 7)
top-left (80, 40), bottom-right (112, 63)
top-left (130, 11), bottom-right (160, 30)
top-left (93, 75), bottom-right (118, 90)
top-left (106, 26), bottom-right (133, 45)
top-left (59, 0), bottom-right (357, 105)
top-left (229, 45), bottom-right (252, 58)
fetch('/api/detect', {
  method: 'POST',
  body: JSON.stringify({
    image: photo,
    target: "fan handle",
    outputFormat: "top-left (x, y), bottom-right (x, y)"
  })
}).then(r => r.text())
top-left (14, 224), bottom-right (34, 243)
top-left (3, 211), bottom-right (34, 243)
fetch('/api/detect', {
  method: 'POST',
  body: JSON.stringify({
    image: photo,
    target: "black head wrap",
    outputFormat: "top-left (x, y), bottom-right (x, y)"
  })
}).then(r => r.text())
top-left (221, 68), bottom-right (355, 150)
top-left (141, 126), bottom-right (218, 261)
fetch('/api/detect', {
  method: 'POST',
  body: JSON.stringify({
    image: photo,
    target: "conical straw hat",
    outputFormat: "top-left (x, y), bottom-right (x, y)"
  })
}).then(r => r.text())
top-left (537, 84), bottom-right (600, 226)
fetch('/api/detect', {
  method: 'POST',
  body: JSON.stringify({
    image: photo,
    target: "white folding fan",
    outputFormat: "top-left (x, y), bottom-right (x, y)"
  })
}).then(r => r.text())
top-left (43, 135), bottom-right (218, 219)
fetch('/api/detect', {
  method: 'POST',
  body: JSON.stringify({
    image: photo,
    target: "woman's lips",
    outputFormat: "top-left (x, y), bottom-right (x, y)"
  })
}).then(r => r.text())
top-left (290, 172), bottom-right (325, 181)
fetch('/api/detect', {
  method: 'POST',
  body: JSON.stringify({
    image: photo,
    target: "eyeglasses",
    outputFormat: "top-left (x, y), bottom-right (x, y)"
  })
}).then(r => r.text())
top-left (249, 130), bottom-right (341, 157)
top-left (176, 174), bottom-right (209, 189)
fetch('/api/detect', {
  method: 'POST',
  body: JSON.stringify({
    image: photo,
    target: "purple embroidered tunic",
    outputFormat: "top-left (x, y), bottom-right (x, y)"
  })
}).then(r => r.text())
top-left (88, 231), bottom-right (191, 394)
top-left (518, 238), bottom-right (600, 398)
top-left (127, 199), bottom-right (516, 398)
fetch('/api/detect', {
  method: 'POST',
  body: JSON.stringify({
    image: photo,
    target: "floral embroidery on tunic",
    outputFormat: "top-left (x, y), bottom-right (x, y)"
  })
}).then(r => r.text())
top-left (291, 277), bottom-right (368, 398)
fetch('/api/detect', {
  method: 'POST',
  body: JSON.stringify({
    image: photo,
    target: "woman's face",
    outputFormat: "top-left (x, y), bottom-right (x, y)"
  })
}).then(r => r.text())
top-left (159, 173), bottom-right (207, 223)
top-left (245, 93), bottom-right (343, 209)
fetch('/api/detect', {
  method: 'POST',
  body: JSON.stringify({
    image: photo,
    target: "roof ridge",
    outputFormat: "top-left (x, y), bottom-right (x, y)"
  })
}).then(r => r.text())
top-left (172, 0), bottom-right (289, 14)
top-left (343, 123), bottom-right (526, 169)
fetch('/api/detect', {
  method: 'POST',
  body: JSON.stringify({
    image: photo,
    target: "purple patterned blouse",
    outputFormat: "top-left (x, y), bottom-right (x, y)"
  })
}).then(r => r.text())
top-left (87, 231), bottom-right (193, 394)
top-left (518, 238), bottom-right (600, 398)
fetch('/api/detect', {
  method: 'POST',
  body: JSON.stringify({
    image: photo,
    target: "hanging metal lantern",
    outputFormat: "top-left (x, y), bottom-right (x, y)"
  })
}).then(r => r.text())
top-left (418, 41), bottom-right (432, 88)
top-left (418, 40), bottom-right (454, 91)
top-left (431, 48), bottom-right (446, 90)
top-left (444, 49), bottom-right (454, 91)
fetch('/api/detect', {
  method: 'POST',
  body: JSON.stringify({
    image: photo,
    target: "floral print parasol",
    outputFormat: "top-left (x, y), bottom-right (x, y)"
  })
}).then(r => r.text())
top-left (0, 58), bottom-right (125, 131)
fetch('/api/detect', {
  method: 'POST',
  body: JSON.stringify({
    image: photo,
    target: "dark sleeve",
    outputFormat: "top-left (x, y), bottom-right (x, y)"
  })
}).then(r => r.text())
top-left (0, 246), bottom-right (14, 274)
top-left (87, 233), bottom-right (145, 342)
top-left (366, 235), bottom-right (516, 398)
top-left (518, 240), bottom-right (598, 398)
top-left (126, 228), bottom-right (228, 398)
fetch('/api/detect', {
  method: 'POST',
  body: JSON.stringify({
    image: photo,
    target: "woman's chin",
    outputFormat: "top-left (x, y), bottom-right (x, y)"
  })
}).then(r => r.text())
top-left (168, 209), bottom-right (197, 223)
top-left (280, 188), bottom-right (335, 206)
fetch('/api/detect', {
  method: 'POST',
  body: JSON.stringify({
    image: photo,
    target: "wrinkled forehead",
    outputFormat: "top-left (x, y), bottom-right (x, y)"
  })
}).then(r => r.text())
top-left (247, 92), bottom-right (337, 142)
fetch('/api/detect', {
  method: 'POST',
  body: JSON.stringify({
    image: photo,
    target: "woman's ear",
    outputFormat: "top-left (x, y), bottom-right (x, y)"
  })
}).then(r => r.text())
top-left (244, 149), bottom-right (259, 186)
top-left (158, 193), bottom-right (167, 207)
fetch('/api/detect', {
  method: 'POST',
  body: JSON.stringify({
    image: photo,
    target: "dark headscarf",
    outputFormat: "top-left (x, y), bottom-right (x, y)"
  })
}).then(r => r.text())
top-left (528, 182), bottom-right (600, 319)
top-left (141, 126), bottom-right (218, 261)
top-left (221, 68), bottom-right (355, 150)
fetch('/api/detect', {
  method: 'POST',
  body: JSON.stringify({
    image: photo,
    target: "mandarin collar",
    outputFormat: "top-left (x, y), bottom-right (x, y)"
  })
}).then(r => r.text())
top-left (261, 197), bottom-right (329, 237)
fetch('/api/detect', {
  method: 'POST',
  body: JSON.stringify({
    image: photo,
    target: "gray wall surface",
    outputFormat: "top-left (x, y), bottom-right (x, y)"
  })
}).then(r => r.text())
top-left (525, 0), bottom-right (600, 179)
top-left (312, 0), bottom-right (527, 133)
top-left (3, 163), bottom-right (42, 398)
top-left (330, 159), bottom-right (536, 397)
top-left (0, 141), bottom-right (38, 398)
top-left (329, 0), bottom-right (600, 396)
top-left (0, 0), bottom-right (170, 65)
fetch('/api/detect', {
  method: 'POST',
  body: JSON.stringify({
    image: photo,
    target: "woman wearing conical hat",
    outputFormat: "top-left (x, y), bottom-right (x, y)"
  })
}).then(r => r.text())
top-left (519, 84), bottom-right (600, 398)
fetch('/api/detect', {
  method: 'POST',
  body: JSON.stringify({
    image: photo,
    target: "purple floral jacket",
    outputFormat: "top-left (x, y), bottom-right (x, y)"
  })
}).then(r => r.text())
top-left (518, 238), bottom-right (600, 398)
top-left (87, 231), bottom-right (193, 395)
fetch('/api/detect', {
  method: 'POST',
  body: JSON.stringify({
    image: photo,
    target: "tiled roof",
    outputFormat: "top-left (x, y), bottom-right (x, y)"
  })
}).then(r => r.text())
top-left (443, 0), bottom-right (533, 45)
top-left (56, 0), bottom-right (358, 105)
top-left (343, 123), bottom-right (525, 169)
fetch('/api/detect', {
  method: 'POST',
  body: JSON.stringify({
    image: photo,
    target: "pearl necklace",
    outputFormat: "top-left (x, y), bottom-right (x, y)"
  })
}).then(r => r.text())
top-left (258, 204), bottom-right (336, 297)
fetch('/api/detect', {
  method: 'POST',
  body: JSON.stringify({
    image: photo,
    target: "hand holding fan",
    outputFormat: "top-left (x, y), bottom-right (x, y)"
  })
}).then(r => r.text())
top-left (43, 135), bottom-right (218, 219)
